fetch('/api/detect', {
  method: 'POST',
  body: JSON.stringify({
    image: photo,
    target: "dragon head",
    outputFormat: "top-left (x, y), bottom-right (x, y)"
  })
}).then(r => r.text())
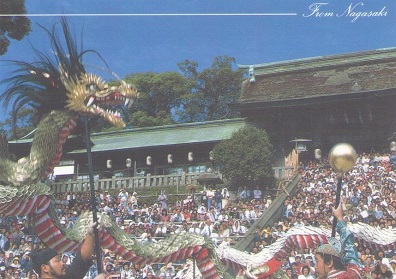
top-left (1, 18), bottom-right (138, 130)
top-left (62, 70), bottom-right (138, 128)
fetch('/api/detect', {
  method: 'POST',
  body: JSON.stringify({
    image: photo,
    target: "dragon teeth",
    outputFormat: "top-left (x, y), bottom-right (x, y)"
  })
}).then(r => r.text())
top-left (124, 99), bottom-right (129, 106)
top-left (127, 98), bottom-right (133, 108)
top-left (87, 97), bottom-right (95, 107)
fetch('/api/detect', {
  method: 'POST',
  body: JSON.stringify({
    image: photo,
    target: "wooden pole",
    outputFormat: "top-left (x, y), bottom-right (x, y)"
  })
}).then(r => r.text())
top-left (331, 173), bottom-right (343, 237)
top-left (84, 116), bottom-right (103, 273)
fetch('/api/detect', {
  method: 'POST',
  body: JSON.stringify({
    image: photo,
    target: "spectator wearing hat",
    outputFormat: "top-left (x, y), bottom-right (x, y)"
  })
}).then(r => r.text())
top-left (29, 222), bottom-right (105, 279)
top-left (102, 256), bottom-right (113, 270)
top-left (389, 259), bottom-right (396, 278)
top-left (20, 250), bottom-right (32, 276)
top-left (160, 262), bottom-right (176, 279)
top-left (104, 261), bottom-right (115, 276)
top-left (314, 203), bottom-right (362, 279)
top-left (10, 256), bottom-right (20, 269)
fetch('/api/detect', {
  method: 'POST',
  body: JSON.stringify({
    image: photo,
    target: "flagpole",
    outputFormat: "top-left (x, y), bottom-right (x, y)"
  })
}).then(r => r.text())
top-left (84, 115), bottom-right (103, 274)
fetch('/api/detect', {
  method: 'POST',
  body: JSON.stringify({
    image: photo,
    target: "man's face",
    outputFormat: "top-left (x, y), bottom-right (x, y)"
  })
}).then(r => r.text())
top-left (314, 253), bottom-right (329, 279)
top-left (46, 255), bottom-right (66, 277)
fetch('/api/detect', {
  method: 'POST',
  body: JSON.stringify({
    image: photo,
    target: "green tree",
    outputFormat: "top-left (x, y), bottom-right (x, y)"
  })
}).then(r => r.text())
top-left (129, 110), bottom-right (174, 128)
top-left (0, 107), bottom-right (36, 140)
top-left (124, 71), bottom-right (193, 127)
top-left (177, 56), bottom-right (244, 122)
top-left (212, 125), bottom-right (274, 190)
top-left (0, 0), bottom-right (31, 55)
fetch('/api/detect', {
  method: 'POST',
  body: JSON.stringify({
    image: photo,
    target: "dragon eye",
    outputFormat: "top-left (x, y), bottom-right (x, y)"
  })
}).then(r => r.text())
top-left (87, 83), bottom-right (98, 92)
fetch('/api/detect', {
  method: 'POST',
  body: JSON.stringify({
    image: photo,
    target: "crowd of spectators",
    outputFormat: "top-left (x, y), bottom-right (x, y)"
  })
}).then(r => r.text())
top-left (2, 150), bottom-right (396, 278)
top-left (250, 151), bottom-right (396, 279)
top-left (0, 179), bottom-right (272, 278)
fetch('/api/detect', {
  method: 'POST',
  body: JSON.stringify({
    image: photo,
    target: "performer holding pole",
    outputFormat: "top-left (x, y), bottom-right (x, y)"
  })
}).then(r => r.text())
top-left (30, 222), bottom-right (105, 279)
top-left (328, 143), bottom-right (357, 237)
top-left (84, 115), bottom-right (103, 273)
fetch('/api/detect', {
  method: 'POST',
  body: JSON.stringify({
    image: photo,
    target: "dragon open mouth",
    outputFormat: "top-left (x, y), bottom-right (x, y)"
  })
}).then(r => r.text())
top-left (65, 72), bottom-right (138, 128)
top-left (86, 91), bottom-right (134, 109)
top-left (85, 91), bottom-right (136, 127)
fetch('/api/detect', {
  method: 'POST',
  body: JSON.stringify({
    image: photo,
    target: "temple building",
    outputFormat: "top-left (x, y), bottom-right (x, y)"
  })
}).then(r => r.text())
top-left (236, 47), bottom-right (396, 162)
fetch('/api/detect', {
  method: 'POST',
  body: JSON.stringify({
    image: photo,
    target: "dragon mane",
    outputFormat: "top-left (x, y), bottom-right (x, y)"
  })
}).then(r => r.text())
top-left (1, 18), bottom-right (105, 129)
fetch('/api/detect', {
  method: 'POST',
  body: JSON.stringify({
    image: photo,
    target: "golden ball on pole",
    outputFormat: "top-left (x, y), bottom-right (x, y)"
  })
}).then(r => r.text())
top-left (328, 143), bottom-right (358, 174)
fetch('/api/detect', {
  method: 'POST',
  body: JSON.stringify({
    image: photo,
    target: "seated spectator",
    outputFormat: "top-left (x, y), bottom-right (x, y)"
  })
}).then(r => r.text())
top-left (182, 207), bottom-right (191, 221)
top-left (142, 264), bottom-right (155, 278)
top-left (160, 208), bottom-right (171, 223)
top-left (200, 220), bottom-right (214, 237)
top-left (170, 208), bottom-right (185, 223)
top-left (297, 265), bottom-right (315, 279)
top-left (231, 220), bottom-right (247, 236)
top-left (188, 222), bottom-right (201, 234)
top-left (120, 262), bottom-right (133, 279)
top-left (190, 209), bottom-right (199, 222)
top-left (206, 207), bottom-right (217, 223)
top-left (160, 262), bottom-right (176, 279)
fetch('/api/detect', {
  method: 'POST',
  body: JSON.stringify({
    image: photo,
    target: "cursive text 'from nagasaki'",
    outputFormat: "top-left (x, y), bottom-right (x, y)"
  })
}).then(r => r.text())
top-left (303, 2), bottom-right (388, 22)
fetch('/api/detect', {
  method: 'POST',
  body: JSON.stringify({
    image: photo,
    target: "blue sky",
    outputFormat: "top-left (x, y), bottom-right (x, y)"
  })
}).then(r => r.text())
top-left (1, 0), bottom-right (395, 119)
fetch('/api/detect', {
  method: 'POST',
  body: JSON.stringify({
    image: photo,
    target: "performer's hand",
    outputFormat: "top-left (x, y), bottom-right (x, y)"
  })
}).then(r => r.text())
top-left (87, 222), bottom-right (98, 236)
top-left (333, 203), bottom-right (343, 222)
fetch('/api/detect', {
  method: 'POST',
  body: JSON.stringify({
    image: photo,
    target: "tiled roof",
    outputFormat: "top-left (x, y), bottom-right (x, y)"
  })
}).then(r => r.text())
top-left (237, 48), bottom-right (396, 105)
top-left (71, 118), bottom-right (246, 153)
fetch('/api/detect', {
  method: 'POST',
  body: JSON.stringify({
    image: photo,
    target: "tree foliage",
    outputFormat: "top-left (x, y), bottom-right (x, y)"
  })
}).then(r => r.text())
top-left (122, 56), bottom-right (244, 128)
top-left (124, 71), bottom-right (193, 127)
top-left (177, 56), bottom-right (244, 122)
top-left (0, 0), bottom-right (31, 55)
top-left (212, 125), bottom-right (274, 189)
top-left (0, 107), bottom-right (36, 140)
